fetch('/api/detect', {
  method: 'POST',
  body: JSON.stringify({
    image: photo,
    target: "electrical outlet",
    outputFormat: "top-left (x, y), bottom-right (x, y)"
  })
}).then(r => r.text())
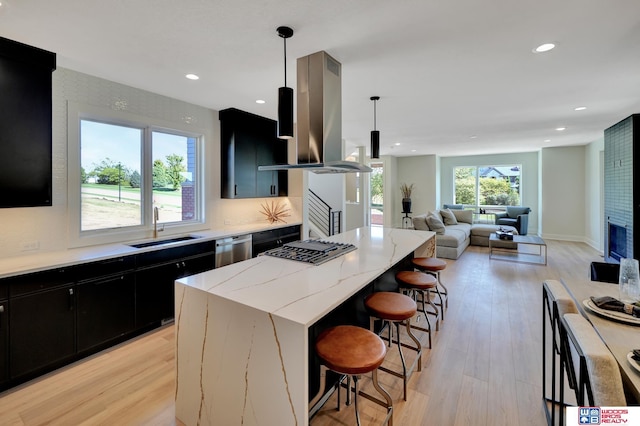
top-left (20, 240), bottom-right (40, 251)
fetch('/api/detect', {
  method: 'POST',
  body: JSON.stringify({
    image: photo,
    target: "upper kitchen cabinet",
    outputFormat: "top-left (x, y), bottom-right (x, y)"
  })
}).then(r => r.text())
top-left (0, 37), bottom-right (56, 207)
top-left (220, 108), bottom-right (288, 198)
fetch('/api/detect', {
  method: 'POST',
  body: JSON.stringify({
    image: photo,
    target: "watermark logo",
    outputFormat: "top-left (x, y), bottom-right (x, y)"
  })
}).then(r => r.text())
top-left (578, 407), bottom-right (600, 425)
top-left (568, 406), bottom-right (636, 424)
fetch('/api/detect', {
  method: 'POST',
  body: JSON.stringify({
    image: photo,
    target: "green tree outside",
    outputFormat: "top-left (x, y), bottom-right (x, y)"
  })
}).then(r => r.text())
top-left (153, 159), bottom-right (169, 188)
top-left (91, 158), bottom-right (131, 186)
top-left (371, 169), bottom-right (383, 205)
top-left (165, 154), bottom-right (186, 190)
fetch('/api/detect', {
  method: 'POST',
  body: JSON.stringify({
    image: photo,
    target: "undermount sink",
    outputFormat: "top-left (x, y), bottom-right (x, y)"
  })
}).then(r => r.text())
top-left (127, 235), bottom-right (201, 249)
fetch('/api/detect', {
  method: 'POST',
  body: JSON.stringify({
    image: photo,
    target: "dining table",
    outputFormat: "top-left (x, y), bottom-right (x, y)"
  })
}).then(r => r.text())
top-left (560, 277), bottom-right (640, 403)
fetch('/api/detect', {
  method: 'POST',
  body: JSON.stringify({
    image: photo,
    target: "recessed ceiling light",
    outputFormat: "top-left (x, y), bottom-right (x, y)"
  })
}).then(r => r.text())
top-left (185, 74), bottom-right (199, 80)
top-left (534, 43), bottom-right (555, 53)
top-left (394, 142), bottom-right (401, 146)
top-left (256, 99), bottom-right (266, 104)
top-left (556, 127), bottom-right (566, 131)
top-left (544, 139), bottom-right (551, 142)
top-left (470, 135), bottom-right (477, 139)
top-left (574, 106), bottom-right (587, 111)
top-left (411, 149), bottom-right (416, 152)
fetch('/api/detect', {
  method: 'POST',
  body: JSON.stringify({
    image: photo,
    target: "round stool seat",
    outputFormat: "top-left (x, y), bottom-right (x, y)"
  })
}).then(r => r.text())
top-left (365, 292), bottom-right (417, 321)
top-left (412, 257), bottom-right (446, 271)
top-left (316, 325), bottom-right (386, 375)
top-left (396, 270), bottom-right (437, 289)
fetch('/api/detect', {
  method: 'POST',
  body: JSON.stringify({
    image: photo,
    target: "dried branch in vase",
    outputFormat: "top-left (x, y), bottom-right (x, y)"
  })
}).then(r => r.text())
top-left (260, 200), bottom-right (291, 224)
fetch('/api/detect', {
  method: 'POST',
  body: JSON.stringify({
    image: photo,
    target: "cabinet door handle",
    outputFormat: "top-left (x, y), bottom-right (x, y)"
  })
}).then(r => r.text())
top-left (182, 261), bottom-right (186, 267)
top-left (68, 288), bottom-right (74, 311)
top-left (0, 304), bottom-right (3, 327)
top-left (234, 184), bottom-right (237, 196)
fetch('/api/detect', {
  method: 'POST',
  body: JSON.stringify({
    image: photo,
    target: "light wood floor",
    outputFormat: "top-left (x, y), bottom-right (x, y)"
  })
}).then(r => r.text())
top-left (0, 240), bottom-right (603, 425)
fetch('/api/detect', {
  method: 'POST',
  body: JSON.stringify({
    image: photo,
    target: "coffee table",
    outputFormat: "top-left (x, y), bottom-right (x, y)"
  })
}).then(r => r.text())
top-left (489, 233), bottom-right (547, 265)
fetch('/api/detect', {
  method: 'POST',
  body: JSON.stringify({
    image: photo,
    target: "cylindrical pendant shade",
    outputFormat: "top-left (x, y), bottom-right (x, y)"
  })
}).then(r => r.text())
top-left (371, 130), bottom-right (380, 159)
top-left (278, 86), bottom-right (294, 139)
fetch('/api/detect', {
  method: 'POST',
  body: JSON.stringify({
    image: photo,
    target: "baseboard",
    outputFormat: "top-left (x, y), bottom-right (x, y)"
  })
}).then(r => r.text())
top-left (540, 233), bottom-right (586, 243)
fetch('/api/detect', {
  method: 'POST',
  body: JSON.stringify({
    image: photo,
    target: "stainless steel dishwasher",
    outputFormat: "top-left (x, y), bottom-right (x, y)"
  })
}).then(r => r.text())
top-left (215, 234), bottom-right (252, 267)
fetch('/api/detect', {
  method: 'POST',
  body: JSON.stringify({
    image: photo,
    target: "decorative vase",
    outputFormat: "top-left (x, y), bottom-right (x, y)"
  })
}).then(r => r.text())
top-left (402, 198), bottom-right (412, 214)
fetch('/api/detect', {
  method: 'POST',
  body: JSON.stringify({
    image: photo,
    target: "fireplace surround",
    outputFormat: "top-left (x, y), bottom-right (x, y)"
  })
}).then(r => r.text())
top-left (604, 114), bottom-right (640, 263)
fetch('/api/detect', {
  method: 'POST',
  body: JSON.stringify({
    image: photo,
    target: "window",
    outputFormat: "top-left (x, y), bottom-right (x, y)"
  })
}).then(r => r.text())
top-left (454, 165), bottom-right (521, 208)
top-left (81, 121), bottom-right (143, 231)
top-left (370, 162), bottom-right (384, 226)
top-left (69, 103), bottom-right (203, 245)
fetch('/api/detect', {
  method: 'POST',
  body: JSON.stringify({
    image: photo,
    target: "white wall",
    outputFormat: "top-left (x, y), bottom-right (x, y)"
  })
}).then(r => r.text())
top-left (0, 68), bottom-right (301, 259)
top-left (540, 146), bottom-right (586, 241)
top-left (397, 155), bottom-right (439, 217)
top-left (440, 152), bottom-right (540, 235)
top-left (584, 138), bottom-right (605, 252)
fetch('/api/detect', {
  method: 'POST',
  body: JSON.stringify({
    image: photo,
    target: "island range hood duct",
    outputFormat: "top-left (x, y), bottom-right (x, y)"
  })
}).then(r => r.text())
top-left (259, 51), bottom-right (371, 174)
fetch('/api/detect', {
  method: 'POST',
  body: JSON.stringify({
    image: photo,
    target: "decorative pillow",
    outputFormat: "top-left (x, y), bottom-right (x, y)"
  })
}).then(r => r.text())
top-left (412, 214), bottom-right (430, 231)
top-left (440, 208), bottom-right (458, 225)
top-left (426, 213), bottom-right (446, 235)
top-left (452, 209), bottom-right (473, 224)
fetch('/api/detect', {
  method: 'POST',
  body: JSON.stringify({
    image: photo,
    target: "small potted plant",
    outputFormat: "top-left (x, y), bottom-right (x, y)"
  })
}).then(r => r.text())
top-left (400, 183), bottom-right (414, 214)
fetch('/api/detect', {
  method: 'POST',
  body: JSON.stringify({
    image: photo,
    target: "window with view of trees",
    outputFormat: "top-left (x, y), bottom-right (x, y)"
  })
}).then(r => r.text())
top-left (80, 119), bottom-right (200, 232)
top-left (454, 165), bottom-right (521, 207)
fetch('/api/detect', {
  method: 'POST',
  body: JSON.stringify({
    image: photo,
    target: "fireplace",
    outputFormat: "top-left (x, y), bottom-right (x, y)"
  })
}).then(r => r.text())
top-left (604, 114), bottom-right (639, 263)
top-left (608, 223), bottom-right (627, 262)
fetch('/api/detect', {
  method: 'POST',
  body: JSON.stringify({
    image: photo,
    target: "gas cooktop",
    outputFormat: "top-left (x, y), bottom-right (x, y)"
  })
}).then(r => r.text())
top-left (260, 240), bottom-right (357, 265)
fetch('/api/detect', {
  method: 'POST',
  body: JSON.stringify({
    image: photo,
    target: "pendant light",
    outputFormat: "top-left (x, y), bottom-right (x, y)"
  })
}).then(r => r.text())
top-left (277, 26), bottom-right (294, 139)
top-left (370, 96), bottom-right (380, 159)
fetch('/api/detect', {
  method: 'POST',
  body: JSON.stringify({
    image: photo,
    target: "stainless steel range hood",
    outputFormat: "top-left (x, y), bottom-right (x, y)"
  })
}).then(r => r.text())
top-left (258, 51), bottom-right (371, 174)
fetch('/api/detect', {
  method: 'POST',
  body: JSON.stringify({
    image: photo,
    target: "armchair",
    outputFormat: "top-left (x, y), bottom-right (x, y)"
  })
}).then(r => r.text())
top-left (495, 206), bottom-right (531, 235)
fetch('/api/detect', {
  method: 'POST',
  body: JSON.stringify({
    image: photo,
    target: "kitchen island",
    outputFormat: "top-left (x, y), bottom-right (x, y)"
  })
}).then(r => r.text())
top-left (175, 226), bottom-right (434, 426)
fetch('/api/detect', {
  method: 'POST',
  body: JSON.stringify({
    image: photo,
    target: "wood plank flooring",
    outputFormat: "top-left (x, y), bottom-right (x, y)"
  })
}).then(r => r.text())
top-left (0, 240), bottom-right (603, 425)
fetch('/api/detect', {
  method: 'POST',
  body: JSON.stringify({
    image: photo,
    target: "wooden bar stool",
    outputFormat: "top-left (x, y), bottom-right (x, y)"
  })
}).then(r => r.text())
top-left (315, 325), bottom-right (394, 426)
top-left (411, 257), bottom-right (448, 320)
top-left (364, 292), bottom-right (422, 401)
top-left (395, 270), bottom-right (440, 348)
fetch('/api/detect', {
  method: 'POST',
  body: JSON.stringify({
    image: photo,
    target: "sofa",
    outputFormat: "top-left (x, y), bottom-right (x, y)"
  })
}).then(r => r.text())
top-left (413, 208), bottom-right (518, 259)
top-left (495, 206), bottom-right (531, 235)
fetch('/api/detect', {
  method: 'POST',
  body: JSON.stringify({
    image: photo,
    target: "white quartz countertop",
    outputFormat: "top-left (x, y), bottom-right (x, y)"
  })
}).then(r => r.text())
top-left (176, 226), bottom-right (434, 326)
top-left (0, 221), bottom-right (301, 279)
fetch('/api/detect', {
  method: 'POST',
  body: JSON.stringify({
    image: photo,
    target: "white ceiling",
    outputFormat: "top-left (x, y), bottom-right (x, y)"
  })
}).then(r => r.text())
top-left (2, 0), bottom-right (640, 158)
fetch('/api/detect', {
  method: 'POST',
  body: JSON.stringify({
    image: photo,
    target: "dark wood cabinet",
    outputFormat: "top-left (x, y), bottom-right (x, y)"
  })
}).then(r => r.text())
top-left (135, 242), bottom-right (215, 328)
top-left (9, 284), bottom-right (76, 379)
top-left (0, 36), bottom-right (56, 207)
top-left (77, 272), bottom-right (135, 353)
top-left (252, 225), bottom-right (301, 256)
top-left (220, 108), bottom-right (288, 199)
top-left (0, 237), bottom-right (236, 390)
top-left (0, 299), bottom-right (7, 385)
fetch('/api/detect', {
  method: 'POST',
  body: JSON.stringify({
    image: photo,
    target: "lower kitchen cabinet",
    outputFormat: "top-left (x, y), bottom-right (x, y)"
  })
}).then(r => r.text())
top-left (136, 252), bottom-right (215, 328)
top-left (252, 225), bottom-right (301, 256)
top-left (0, 238), bottom-right (217, 390)
top-left (9, 284), bottom-right (76, 379)
top-left (0, 299), bottom-right (7, 385)
top-left (136, 263), bottom-right (178, 328)
top-left (77, 272), bottom-right (135, 353)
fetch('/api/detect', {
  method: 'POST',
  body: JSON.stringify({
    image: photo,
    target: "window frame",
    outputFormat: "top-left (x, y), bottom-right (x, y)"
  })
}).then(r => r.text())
top-left (67, 102), bottom-right (206, 248)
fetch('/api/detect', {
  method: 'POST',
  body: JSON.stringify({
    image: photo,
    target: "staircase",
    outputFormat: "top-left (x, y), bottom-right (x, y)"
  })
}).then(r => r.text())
top-left (309, 189), bottom-right (341, 238)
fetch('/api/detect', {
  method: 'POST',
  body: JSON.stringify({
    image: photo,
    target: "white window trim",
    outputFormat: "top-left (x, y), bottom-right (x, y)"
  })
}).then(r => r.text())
top-left (67, 101), bottom-right (208, 248)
